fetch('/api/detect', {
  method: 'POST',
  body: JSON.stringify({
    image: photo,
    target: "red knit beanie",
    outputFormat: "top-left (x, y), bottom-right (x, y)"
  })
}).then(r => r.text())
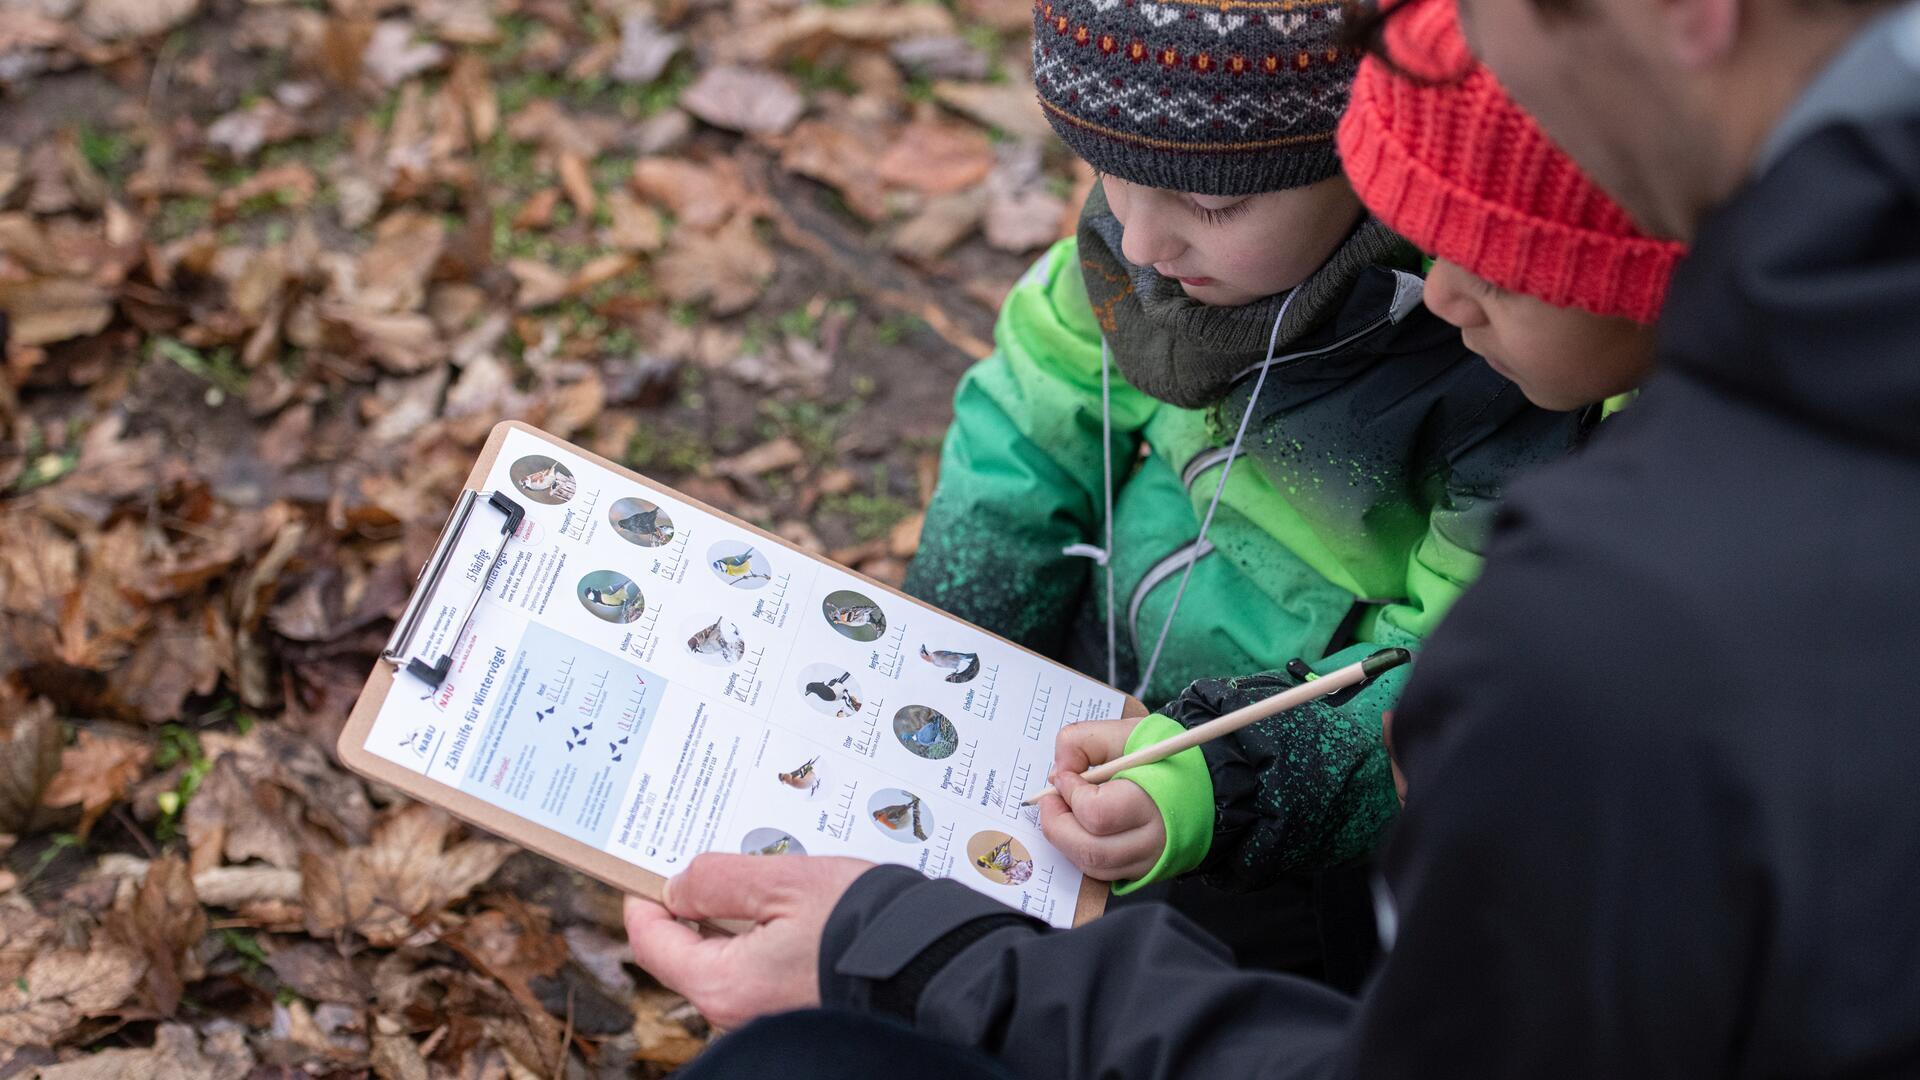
top-left (1336, 0), bottom-right (1685, 324)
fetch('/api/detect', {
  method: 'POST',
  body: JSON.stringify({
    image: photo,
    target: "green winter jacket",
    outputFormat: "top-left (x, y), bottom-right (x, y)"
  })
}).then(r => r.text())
top-left (904, 233), bottom-right (1589, 888)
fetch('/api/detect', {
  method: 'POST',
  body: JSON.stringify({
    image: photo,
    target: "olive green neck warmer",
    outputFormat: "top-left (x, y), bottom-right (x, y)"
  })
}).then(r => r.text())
top-left (1076, 184), bottom-right (1415, 409)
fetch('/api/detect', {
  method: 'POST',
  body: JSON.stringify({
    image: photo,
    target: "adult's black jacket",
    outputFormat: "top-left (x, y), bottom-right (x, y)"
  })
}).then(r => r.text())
top-left (814, 7), bottom-right (1920, 1076)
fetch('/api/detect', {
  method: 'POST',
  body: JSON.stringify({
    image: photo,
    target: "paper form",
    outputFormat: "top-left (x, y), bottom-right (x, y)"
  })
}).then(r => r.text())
top-left (362, 427), bottom-right (1127, 927)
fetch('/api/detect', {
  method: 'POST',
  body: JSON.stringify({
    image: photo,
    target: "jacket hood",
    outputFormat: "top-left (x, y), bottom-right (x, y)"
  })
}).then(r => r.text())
top-left (1662, 4), bottom-right (1920, 455)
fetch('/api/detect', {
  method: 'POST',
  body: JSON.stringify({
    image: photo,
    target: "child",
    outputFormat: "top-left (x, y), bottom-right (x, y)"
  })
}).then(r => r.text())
top-left (1340, 0), bottom-right (1685, 410)
top-left (1036, 0), bottom-right (1685, 914)
top-left (903, 0), bottom-right (1590, 933)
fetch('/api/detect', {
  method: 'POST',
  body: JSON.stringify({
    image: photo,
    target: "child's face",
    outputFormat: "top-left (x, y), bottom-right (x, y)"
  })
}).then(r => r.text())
top-left (1422, 258), bottom-right (1658, 412)
top-left (1101, 174), bottom-right (1364, 308)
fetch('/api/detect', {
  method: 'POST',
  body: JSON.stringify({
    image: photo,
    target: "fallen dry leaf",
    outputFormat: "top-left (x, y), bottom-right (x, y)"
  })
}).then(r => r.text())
top-left (891, 189), bottom-right (987, 261)
top-left (743, 4), bottom-right (957, 62)
top-left (715, 436), bottom-right (806, 481)
top-left (446, 52), bottom-right (498, 142)
top-left (561, 925), bottom-right (635, 998)
top-left (368, 1014), bottom-right (432, 1080)
top-left (507, 258), bottom-right (570, 310)
top-left (206, 99), bottom-right (303, 161)
top-left (111, 608), bottom-right (224, 724)
top-left (0, 943), bottom-right (145, 1048)
top-left (653, 212), bottom-right (776, 317)
top-left (890, 512), bottom-right (926, 559)
top-left (877, 120), bottom-right (995, 196)
top-left (933, 78), bottom-right (1053, 141)
top-left (556, 152), bottom-right (595, 218)
top-left (630, 156), bottom-right (755, 232)
top-left (678, 65), bottom-right (805, 137)
top-left (0, 277), bottom-right (115, 347)
top-left (504, 99), bottom-right (613, 159)
top-left (324, 306), bottom-right (447, 373)
top-left (600, 190), bottom-right (664, 253)
top-left (984, 145), bottom-right (1069, 253)
top-left (511, 186), bottom-right (561, 230)
top-left (106, 853), bottom-right (207, 1017)
top-left (40, 728), bottom-right (151, 839)
top-left (184, 752), bottom-right (299, 873)
top-left (612, 11), bottom-right (680, 84)
top-left (630, 985), bottom-right (708, 1067)
top-left (418, 0), bottom-right (500, 45)
top-left (301, 803), bottom-right (511, 947)
top-left (0, 698), bottom-right (62, 839)
top-left (265, 941), bottom-right (372, 1005)
top-left (363, 19), bottom-right (448, 88)
top-left (353, 209), bottom-right (447, 315)
top-left (778, 120), bottom-right (891, 222)
top-left (32, 1022), bottom-right (255, 1080)
top-left (78, 0), bottom-right (200, 41)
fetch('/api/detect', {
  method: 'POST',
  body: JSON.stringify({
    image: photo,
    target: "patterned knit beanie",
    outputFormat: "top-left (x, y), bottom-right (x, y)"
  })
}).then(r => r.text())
top-left (1032, 0), bottom-right (1357, 196)
top-left (1336, 0), bottom-right (1685, 324)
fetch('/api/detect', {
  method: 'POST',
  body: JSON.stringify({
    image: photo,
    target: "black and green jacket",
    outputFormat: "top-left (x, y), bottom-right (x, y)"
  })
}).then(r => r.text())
top-left (906, 209), bottom-right (1589, 884)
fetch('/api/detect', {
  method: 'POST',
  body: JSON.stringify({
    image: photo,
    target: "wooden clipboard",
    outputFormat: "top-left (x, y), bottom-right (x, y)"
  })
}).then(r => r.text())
top-left (340, 420), bottom-right (1145, 928)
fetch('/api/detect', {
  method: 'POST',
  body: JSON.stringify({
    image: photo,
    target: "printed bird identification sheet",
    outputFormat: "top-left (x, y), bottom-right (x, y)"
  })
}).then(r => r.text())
top-left (346, 423), bottom-right (1131, 928)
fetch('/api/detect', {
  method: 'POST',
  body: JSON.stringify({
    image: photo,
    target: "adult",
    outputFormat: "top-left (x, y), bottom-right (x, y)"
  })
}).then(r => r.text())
top-left (629, 0), bottom-right (1920, 1074)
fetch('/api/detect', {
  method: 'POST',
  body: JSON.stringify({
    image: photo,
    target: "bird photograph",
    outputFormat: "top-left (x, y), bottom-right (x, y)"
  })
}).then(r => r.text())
top-left (919, 645), bottom-right (982, 684)
top-left (799, 667), bottom-right (864, 717)
top-left (708, 542), bottom-right (772, 588)
top-left (512, 456), bottom-right (576, 504)
top-left (577, 572), bottom-right (645, 623)
top-left (777, 755), bottom-right (822, 795)
top-left (740, 828), bottom-right (805, 857)
top-left (608, 498), bottom-right (675, 547)
top-left (822, 590), bottom-right (887, 641)
top-left (869, 789), bottom-right (929, 842)
top-left (970, 833), bottom-right (1034, 886)
top-left (685, 616), bottom-right (747, 665)
top-left (892, 704), bottom-right (959, 760)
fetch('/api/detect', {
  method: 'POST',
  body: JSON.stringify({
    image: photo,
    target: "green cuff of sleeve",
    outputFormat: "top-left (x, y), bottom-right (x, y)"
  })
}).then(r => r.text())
top-left (1109, 713), bottom-right (1214, 895)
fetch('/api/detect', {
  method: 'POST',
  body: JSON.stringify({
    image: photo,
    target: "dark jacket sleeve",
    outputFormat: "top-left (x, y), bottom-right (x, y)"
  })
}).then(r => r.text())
top-left (819, 866), bottom-right (1355, 1080)
top-left (820, 508), bottom-right (1759, 1080)
top-left (1157, 667), bottom-right (1401, 889)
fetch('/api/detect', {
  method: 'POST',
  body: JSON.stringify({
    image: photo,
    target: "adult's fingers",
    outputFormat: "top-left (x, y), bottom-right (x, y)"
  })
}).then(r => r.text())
top-left (624, 895), bottom-right (728, 994)
top-left (1054, 768), bottom-right (1158, 837)
top-left (661, 853), bottom-right (799, 923)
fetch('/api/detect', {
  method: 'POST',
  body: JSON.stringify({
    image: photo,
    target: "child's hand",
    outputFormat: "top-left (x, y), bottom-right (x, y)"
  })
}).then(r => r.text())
top-left (1037, 719), bottom-right (1167, 882)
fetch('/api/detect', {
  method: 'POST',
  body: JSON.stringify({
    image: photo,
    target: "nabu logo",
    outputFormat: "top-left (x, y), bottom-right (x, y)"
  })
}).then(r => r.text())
top-left (399, 725), bottom-right (435, 759)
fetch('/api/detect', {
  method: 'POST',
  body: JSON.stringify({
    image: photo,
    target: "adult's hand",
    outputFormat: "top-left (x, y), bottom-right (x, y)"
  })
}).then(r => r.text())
top-left (624, 853), bottom-right (874, 1030)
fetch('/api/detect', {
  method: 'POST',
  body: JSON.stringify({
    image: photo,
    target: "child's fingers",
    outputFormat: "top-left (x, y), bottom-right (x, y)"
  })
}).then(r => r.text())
top-left (1038, 792), bottom-right (1161, 881)
top-left (1054, 769), bottom-right (1158, 837)
top-left (1053, 718), bottom-right (1137, 773)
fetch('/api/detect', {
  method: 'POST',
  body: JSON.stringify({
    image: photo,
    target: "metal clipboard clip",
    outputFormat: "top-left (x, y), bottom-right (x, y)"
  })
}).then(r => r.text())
top-left (382, 489), bottom-right (526, 689)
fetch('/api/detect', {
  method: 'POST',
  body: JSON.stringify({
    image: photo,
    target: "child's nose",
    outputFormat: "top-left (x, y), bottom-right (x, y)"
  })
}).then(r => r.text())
top-left (1119, 212), bottom-right (1185, 269)
top-left (1422, 259), bottom-right (1489, 330)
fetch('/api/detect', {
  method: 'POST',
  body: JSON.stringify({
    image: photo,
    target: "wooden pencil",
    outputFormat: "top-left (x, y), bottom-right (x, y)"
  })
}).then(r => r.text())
top-left (1022, 647), bottom-right (1412, 806)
